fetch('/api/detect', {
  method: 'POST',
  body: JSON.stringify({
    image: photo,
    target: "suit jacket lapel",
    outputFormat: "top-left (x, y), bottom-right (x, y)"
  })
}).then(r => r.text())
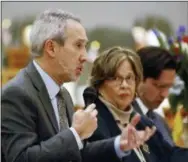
top-left (25, 62), bottom-right (59, 133)
top-left (132, 100), bottom-right (144, 115)
top-left (96, 99), bottom-right (121, 136)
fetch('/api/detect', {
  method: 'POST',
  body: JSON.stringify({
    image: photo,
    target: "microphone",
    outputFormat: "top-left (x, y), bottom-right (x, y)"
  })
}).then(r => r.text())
top-left (83, 87), bottom-right (97, 107)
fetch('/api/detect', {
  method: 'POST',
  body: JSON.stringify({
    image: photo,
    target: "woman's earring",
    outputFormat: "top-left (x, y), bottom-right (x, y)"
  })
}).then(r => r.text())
top-left (134, 92), bottom-right (138, 98)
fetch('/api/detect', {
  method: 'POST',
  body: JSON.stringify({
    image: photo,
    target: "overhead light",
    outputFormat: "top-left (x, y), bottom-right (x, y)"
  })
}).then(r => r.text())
top-left (2, 19), bottom-right (12, 29)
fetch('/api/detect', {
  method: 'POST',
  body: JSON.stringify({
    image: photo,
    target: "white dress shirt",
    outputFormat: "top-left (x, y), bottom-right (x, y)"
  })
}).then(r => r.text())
top-left (33, 60), bottom-right (83, 149)
top-left (135, 97), bottom-right (149, 115)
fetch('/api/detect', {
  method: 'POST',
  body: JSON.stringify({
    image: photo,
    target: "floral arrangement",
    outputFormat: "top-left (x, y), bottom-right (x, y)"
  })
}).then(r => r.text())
top-left (153, 26), bottom-right (188, 113)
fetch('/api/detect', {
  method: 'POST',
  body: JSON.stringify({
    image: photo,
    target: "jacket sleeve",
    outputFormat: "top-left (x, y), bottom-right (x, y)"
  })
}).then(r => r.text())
top-left (169, 147), bottom-right (188, 162)
top-left (139, 115), bottom-right (188, 161)
top-left (1, 86), bottom-right (81, 162)
top-left (155, 112), bottom-right (173, 139)
top-left (82, 114), bottom-right (122, 162)
top-left (81, 138), bottom-right (120, 162)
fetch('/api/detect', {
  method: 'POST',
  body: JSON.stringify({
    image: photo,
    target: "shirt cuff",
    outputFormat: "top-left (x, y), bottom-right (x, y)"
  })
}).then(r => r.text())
top-left (70, 127), bottom-right (83, 150)
top-left (114, 136), bottom-right (131, 158)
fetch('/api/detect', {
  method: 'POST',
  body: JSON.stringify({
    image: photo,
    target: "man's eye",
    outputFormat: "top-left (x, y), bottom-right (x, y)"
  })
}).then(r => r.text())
top-left (76, 44), bottom-right (82, 48)
top-left (159, 85), bottom-right (170, 89)
top-left (116, 77), bottom-right (123, 82)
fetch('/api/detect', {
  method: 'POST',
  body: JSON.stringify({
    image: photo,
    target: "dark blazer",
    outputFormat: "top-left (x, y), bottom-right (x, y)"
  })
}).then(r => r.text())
top-left (132, 100), bottom-right (173, 144)
top-left (87, 95), bottom-right (188, 162)
top-left (1, 62), bottom-right (120, 162)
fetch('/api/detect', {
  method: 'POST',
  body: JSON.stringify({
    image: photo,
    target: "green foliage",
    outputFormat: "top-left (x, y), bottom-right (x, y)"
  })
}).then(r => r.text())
top-left (153, 26), bottom-right (188, 112)
top-left (10, 16), bottom-right (35, 45)
top-left (87, 27), bottom-right (135, 52)
top-left (133, 15), bottom-right (173, 37)
top-left (176, 54), bottom-right (188, 112)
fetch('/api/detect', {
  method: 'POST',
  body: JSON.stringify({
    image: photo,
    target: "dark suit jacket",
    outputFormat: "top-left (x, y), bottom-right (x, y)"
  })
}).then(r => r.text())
top-left (87, 94), bottom-right (188, 162)
top-left (132, 100), bottom-right (173, 143)
top-left (1, 62), bottom-right (120, 162)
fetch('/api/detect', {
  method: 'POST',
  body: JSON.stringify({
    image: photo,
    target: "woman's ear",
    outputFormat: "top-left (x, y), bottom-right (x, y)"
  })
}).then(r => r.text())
top-left (136, 82), bottom-right (143, 98)
top-left (134, 92), bottom-right (138, 98)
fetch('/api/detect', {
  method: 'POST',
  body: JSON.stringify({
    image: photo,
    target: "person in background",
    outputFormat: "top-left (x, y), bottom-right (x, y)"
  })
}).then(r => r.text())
top-left (84, 46), bottom-right (188, 162)
top-left (1, 9), bottom-right (155, 162)
top-left (133, 46), bottom-right (176, 146)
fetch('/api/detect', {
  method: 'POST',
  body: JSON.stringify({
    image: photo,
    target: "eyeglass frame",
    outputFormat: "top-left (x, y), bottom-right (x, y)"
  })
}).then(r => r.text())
top-left (106, 74), bottom-right (136, 86)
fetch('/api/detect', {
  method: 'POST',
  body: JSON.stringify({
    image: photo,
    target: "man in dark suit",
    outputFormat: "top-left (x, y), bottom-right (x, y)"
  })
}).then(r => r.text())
top-left (1, 9), bottom-right (155, 162)
top-left (133, 46), bottom-right (177, 146)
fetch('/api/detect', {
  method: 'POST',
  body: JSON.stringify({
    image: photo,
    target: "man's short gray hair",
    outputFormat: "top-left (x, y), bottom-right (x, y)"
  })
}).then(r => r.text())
top-left (30, 9), bottom-right (81, 57)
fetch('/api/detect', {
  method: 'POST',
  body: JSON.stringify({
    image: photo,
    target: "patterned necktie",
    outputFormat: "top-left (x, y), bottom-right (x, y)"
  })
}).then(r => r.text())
top-left (147, 110), bottom-right (174, 146)
top-left (57, 88), bottom-right (69, 131)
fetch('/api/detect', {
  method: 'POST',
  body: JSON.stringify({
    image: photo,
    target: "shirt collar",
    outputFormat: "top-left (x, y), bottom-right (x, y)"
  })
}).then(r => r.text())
top-left (99, 96), bottom-right (133, 125)
top-left (135, 97), bottom-right (149, 115)
top-left (33, 60), bottom-right (60, 99)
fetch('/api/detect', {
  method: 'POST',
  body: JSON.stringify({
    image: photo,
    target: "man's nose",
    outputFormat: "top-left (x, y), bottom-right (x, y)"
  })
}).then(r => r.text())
top-left (161, 88), bottom-right (169, 98)
top-left (80, 49), bottom-right (87, 63)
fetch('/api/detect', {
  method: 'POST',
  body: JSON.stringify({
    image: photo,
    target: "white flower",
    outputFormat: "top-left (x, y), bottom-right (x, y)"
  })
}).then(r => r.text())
top-left (181, 42), bottom-right (188, 56)
top-left (169, 75), bottom-right (185, 95)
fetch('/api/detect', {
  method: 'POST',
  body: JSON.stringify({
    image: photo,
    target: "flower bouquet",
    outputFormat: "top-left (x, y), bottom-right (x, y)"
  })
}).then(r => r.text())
top-left (153, 26), bottom-right (188, 113)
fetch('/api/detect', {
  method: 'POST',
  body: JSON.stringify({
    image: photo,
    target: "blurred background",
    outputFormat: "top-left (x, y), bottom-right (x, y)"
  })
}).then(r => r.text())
top-left (1, 1), bottom-right (188, 147)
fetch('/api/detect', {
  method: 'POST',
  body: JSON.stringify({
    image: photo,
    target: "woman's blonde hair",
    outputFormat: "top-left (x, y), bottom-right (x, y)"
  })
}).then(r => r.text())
top-left (89, 46), bottom-right (143, 92)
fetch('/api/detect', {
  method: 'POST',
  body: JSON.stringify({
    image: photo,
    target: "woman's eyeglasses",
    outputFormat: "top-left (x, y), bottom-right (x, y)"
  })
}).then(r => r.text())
top-left (107, 74), bottom-right (136, 86)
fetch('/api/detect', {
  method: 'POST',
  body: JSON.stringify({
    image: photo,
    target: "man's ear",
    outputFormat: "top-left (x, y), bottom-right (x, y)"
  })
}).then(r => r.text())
top-left (137, 82), bottom-right (144, 97)
top-left (43, 39), bottom-right (57, 58)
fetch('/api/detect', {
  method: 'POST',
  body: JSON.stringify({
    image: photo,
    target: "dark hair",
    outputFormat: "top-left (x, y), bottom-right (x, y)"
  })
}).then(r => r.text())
top-left (137, 46), bottom-right (176, 80)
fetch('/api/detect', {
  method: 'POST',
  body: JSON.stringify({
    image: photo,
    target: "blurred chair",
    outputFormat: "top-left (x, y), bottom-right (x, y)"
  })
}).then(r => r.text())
top-left (6, 45), bottom-right (31, 69)
top-left (2, 45), bottom-right (31, 86)
top-left (1, 68), bottom-right (19, 86)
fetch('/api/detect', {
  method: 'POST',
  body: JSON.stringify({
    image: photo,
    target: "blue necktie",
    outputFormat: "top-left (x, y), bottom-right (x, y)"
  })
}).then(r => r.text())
top-left (147, 110), bottom-right (174, 146)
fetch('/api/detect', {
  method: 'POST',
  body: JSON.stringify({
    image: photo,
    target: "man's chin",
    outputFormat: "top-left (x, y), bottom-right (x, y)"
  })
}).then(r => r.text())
top-left (152, 103), bottom-right (161, 109)
top-left (71, 75), bottom-right (80, 82)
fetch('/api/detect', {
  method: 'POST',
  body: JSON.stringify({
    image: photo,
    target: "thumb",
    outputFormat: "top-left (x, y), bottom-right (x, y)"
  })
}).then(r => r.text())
top-left (84, 103), bottom-right (96, 113)
top-left (130, 114), bottom-right (141, 127)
